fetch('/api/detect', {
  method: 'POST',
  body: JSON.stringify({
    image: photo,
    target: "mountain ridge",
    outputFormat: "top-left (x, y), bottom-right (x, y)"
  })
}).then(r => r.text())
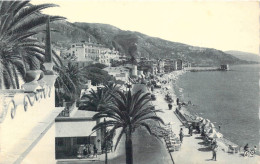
top-left (35, 20), bottom-right (255, 66)
top-left (225, 50), bottom-right (260, 62)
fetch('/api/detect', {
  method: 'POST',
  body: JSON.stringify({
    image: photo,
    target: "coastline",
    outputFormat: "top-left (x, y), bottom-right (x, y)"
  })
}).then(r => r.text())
top-left (151, 73), bottom-right (260, 163)
top-left (164, 70), bottom-right (260, 156)
top-left (64, 78), bottom-right (260, 164)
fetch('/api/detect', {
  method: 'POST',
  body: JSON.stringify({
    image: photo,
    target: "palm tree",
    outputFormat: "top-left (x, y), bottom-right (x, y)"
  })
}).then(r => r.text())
top-left (0, 0), bottom-right (64, 89)
top-left (79, 87), bottom-right (113, 111)
top-left (92, 89), bottom-right (165, 164)
top-left (103, 82), bottom-right (120, 95)
top-left (54, 62), bottom-right (85, 106)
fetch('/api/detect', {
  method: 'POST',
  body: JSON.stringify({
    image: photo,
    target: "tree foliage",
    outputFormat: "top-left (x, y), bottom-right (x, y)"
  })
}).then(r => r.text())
top-left (81, 64), bottom-right (115, 85)
top-left (92, 89), bottom-right (165, 164)
top-left (54, 62), bottom-right (85, 104)
top-left (0, 0), bottom-right (65, 89)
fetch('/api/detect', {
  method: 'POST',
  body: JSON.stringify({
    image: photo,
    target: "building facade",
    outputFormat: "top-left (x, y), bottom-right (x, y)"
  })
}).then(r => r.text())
top-left (70, 41), bottom-right (120, 67)
top-left (175, 59), bottom-right (183, 70)
top-left (164, 59), bottom-right (175, 73)
top-left (157, 59), bottom-right (165, 73)
top-left (103, 66), bottom-right (130, 82)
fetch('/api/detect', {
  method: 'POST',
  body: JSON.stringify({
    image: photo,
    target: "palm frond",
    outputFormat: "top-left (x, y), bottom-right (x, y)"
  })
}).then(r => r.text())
top-left (9, 4), bottom-right (59, 31)
top-left (13, 1), bottom-right (30, 17)
top-left (114, 127), bottom-right (125, 151)
top-left (92, 120), bottom-right (119, 131)
top-left (8, 15), bottom-right (65, 35)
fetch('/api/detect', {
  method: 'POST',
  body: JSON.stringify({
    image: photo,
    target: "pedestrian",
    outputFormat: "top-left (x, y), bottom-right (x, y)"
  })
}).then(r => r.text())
top-left (179, 128), bottom-right (184, 143)
top-left (87, 145), bottom-right (91, 157)
top-left (188, 125), bottom-right (192, 136)
top-left (253, 146), bottom-right (257, 154)
top-left (151, 85), bottom-right (154, 92)
top-left (83, 146), bottom-right (87, 158)
top-left (201, 124), bottom-right (205, 136)
top-left (218, 125), bottom-right (221, 131)
top-left (93, 144), bottom-right (98, 157)
top-left (168, 103), bottom-right (172, 110)
top-left (190, 125), bottom-right (193, 136)
top-left (176, 98), bottom-right (179, 105)
top-left (212, 141), bottom-right (218, 161)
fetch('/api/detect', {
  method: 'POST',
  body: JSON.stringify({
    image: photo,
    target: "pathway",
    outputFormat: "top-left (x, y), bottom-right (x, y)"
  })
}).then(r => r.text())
top-left (152, 88), bottom-right (260, 164)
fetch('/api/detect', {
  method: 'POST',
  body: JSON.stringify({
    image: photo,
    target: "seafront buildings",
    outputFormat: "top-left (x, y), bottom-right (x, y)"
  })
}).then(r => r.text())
top-left (68, 40), bottom-right (120, 67)
top-left (59, 39), bottom-right (185, 75)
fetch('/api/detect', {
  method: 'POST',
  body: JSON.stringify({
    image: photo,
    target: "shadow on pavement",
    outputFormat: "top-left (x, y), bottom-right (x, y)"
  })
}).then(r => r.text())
top-left (198, 147), bottom-right (212, 152)
top-left (205, 159), bottom-right (213, 161)
top-left (195, 136), bottom-right (203, 140)
top-left (198, 142), bottom-right (208, 146)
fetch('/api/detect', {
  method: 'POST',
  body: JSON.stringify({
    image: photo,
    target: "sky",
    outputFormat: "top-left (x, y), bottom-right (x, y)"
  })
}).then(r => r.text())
top-left (32, 0), bottom-right (259, 54)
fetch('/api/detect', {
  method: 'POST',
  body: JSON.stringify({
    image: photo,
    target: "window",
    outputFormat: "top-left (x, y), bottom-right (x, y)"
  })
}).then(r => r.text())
top-left (77, 137), bottom-right (88, 145)
top-left (56, 138), bottom-right (64, 146)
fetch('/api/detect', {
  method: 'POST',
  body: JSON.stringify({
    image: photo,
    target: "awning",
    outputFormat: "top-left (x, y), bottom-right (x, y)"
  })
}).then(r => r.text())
top-left (55, 121), bottom-right (97, 137)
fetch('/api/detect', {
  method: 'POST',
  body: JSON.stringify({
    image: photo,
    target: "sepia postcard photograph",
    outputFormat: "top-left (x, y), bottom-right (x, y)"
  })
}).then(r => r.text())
top-left (0, 0), bottom-right (259, 163)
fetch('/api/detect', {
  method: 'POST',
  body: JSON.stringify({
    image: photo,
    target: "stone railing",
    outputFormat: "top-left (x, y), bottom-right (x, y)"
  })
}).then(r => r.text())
top-left (0, 86), bottom-right (53, 123)
top-left (0, 69), bottom-right (57, 123)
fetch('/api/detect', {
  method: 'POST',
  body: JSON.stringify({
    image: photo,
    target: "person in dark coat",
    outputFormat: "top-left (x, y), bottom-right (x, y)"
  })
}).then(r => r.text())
top-left (168, 103), bottom-right (172, 110)
top-left (176, 98), bottom-right (179, 105)
top-left (189, 125), bottom-right (193, 136)
top-left (87, 145), bottom-right (91, 157)
top-left (93, 144), bottom-right (98, 157)
top-left (83, 146), bottom-right (87, 157)
top-left (201, 124), bottom-right (205, 136)
top-left (151, 85), bottom-right (154, 92)
top-left (179, 128), bottom-right (184, 143)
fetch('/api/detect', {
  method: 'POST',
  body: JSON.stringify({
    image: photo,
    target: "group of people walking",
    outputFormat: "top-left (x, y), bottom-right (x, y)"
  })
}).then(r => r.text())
top-left (179, 125), bottom-right (219, 161)
top-left (178, 124), bottom-right (194, 144)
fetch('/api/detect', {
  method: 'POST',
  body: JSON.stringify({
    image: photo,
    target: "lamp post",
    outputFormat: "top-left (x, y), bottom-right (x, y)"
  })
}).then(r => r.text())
top-left (104, 118), bottom-right (108, 164)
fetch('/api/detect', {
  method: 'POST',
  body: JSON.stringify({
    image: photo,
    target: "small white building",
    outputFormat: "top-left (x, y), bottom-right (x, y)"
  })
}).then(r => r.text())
top-left (55, 110), bottom-right (101, 159)
top-left (158, 59), bottom-right (165, 73)
top-left (80, 80), bottom-right (105, 98)
top-left (103, 66), bottom-right (130, 83)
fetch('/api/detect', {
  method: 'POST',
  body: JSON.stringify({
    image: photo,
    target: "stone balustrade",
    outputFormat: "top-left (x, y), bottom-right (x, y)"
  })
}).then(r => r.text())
top-left (0, 70), bottom-right (57, 123)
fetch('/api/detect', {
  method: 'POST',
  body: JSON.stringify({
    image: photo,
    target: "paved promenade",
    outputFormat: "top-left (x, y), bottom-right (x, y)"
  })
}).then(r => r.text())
top-left (152, 87), bottom-right (260, 164)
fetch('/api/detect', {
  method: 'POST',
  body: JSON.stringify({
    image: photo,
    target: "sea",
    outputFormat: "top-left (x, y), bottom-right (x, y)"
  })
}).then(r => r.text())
top-left (173, 64), bottom-right (260, 149)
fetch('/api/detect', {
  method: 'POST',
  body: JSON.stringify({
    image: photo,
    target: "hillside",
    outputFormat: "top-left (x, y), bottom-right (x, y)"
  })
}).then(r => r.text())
top-left (225, 51), bottom-right (260, 63)
top-left (35, 20), bottom-right (251, 66)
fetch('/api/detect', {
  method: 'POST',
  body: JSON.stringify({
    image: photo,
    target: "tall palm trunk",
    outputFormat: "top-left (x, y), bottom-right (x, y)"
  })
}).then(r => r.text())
top-left (125, 127), bottom-right (133, 164)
